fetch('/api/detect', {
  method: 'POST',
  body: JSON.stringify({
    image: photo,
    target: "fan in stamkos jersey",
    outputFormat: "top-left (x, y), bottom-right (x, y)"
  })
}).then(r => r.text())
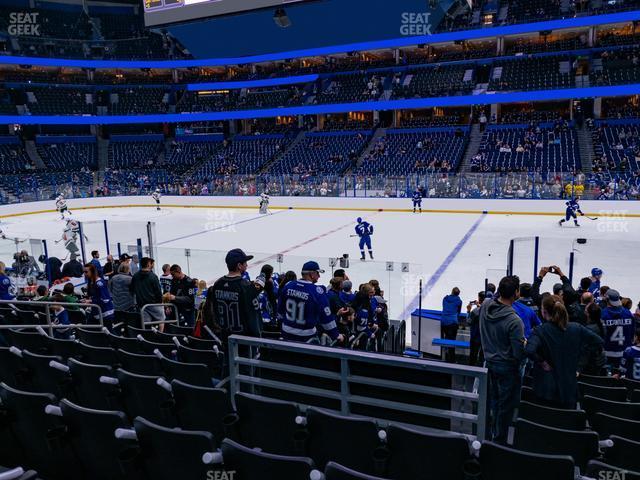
top-left (151, 189), bottom-right (161, 211)
top-left (259, 193), bottom-right (270, 214)
top-left (558, 197), bottom-right (584, 227)
top-left (56, 195), bottom-right (71, 220)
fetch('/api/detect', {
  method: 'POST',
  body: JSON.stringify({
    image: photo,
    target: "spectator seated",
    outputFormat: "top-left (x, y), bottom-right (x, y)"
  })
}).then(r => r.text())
top-left (268, 131), bottom-right (371, 175)
top-left (108, 135), bottom-right (163, 170)
top-left (474, 121), bottom-right (580, 172)
top-left (36, 136), bottom-right (97, 172)
top-left (356, 127), bottom-right (468, 176)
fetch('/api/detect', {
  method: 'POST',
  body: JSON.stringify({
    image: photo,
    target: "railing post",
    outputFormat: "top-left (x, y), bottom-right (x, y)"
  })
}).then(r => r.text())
top-left (340, 358), bottom-right (350, 415)
top-left (229, 337), bottom-right (240, 401)
top-left (476, 372), bottom-right (488, 441)
top-left (103, 220), bottom-right (110, 256)
top-left (45, 303), bottom-right (53, 337)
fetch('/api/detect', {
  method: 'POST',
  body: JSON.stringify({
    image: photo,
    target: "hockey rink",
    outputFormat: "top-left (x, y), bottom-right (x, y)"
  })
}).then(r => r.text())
top-left (3, 198), bottom-right (640, 339)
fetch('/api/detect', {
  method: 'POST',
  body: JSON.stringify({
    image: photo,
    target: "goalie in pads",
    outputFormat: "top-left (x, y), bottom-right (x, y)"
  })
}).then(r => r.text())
top-left (259, 193), bottom-right (270, 214)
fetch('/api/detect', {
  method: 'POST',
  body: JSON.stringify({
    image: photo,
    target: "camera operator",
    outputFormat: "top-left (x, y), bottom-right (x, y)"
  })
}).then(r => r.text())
top-left (12, 250), bottom-right (40, 277)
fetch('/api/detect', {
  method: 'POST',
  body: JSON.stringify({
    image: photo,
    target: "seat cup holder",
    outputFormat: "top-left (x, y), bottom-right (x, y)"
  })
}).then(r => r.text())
top-left (45, 425), bottom-right (68, 450)
top-left (117, 446), bottom-right (141, 475)
top-left (372, 446), bottom-right (390, 476)
top-left (463, 458), bottom-right (482, 479)
top-left (222, 413), bottom-right (240, 441)
top-left (293, 429), bottom-right (309, 455)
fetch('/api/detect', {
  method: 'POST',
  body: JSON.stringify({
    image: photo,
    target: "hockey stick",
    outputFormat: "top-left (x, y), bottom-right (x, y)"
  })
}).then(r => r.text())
top-left (585, 216), bottom-right (599, 221)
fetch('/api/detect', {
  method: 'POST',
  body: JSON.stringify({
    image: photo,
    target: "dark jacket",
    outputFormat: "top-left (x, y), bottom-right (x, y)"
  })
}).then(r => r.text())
top-left (525, 322), bottom-right (603, 408)
top-left (170, 275), bottom-right (196, 315)
top-left (568, 302), bottom-right (588, 325)
top-left (45, 257), bottom-right (63, 283)
top-left (468, 306), bottom-right (481, 343)
top-left (61, 259), bottom-right (83, 278)
top-left (129, 270), bottom-right (162, 307)
top-left (531, 274), bottom-right (576, 307)
top-left (479, 299), bottom-right (525, 369)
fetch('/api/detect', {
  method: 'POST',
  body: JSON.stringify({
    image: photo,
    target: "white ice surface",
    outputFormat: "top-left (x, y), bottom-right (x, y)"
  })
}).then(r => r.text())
top-left (4, 205), bottom-right (639, 346)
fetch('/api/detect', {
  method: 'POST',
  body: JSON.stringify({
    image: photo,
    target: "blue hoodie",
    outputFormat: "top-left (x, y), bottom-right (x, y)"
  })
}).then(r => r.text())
top-left (512, 301), bottom-right (540, 338)
top-left (441, 294), bottom-right (462, 326)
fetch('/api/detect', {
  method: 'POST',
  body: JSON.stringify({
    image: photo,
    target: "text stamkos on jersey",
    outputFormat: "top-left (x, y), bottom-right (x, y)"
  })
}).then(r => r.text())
top-left (204, 211), bottom-right (236, 233)
top-left (596, 209), bottom-right (629, 233)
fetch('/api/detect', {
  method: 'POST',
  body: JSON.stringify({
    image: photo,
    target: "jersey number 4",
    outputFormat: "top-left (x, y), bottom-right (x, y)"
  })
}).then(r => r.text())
top-left (610, 326), bottom-right (626, 346)
top-left (285, 298), bottom-right (306, 325)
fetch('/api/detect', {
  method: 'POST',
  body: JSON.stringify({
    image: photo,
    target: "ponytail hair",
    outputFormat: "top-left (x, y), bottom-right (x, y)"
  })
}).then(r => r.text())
top-left (542, 294), bottom-right (568, 330)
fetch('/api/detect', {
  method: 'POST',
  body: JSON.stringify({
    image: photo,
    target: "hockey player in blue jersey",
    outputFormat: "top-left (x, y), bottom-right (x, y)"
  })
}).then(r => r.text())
top-left (559, 197), bottom-right (585, 227)
top-left (620, 329), bottom-right (640, 381)
top-left (355, 217), bottom-right (374, 261)
top-left (588, 268), bottom-right (603, 298)
top-left (601, 289), bottom-right (635, 367)
top-left (412, 188), bottom-right (423, 213)
top-left (278, 261), bottom-right (345, 344)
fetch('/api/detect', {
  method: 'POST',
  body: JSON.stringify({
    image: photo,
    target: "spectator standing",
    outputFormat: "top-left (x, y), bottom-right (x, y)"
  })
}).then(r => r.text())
top-left (620, 328), bottom-right (640, 381)
top-left (203, 249), bottom-right (262, 343)
top-left (90, 251), bottom-right (103, 277)
top-left (159, 264), bottom-right (172, 294)
top-left (601, 289), bottom-right (635, 367)
top-left (467, 291), bottom-right (486, 367)
top-left (62, 254), bottom-right (83, 278)
top-left (479, 275), bottom-right (525, 444)
top-left (109, 263), bottom-right (135, 326)
top-left (278, 260), bottom-right (344, 344)
top-left (580, 303), bottom-right (607, 376)
top-left (130, 257), bottom-right (164, 327)
top-left (39, 255), bottom-right (62, 283)
top-left (130, 254), bottom-right (140, 275)
top-left (83, 263), bottom-right (114, 329)
top-left (569, 292), bottom-right (593, 325)
top-left (103, 255), bottom-right (115, 280)
top-left (167, 265), bottom-right (197, 327)
top-left (525, 295), bottom-right (603, 409)
top-left (441, 287), bottom-right (462, 362)
top-left (512, 284), bottom-right (540, 339)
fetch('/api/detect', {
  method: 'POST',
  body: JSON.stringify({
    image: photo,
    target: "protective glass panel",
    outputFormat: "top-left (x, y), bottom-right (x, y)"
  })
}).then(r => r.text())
top-left (510, 237), bottom-right (537, 284)
top-left (80, 220), bottom-right (157, 264)
top-left (154, 245), bottom-right (423, 323)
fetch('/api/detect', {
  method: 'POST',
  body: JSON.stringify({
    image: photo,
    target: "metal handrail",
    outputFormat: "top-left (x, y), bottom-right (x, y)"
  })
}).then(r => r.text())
top-left (0, 299), bottom-right (104, 336)
top-left (228, 334), bottom-right (489, 441)
top-left (139, 303), bottom-right (179, 328)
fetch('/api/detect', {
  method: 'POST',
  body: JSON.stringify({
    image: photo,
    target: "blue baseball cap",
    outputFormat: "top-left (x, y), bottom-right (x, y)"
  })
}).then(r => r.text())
top-left (301, 261), bottom-right (325, 274)
top-left (591, 268), bottom-right (603, 277)
top-left (225, 248), bottom-right (254, 269)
